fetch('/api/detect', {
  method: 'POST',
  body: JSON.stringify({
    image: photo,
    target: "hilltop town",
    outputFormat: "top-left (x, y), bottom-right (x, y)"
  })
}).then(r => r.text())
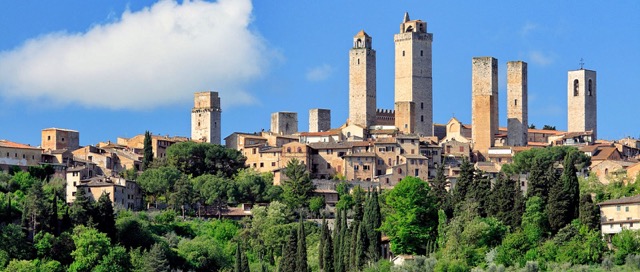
top-left (1, 12), bottom-right (640, 271)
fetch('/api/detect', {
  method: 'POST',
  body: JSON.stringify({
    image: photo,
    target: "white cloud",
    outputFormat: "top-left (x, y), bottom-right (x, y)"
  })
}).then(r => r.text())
top-left (306, 64), bottom-right (333, 82)
top-left (528, 50), bottom-right (554, 66)
top-left (520, 22), bottom-right (538, 37)
top-left (0, 0), bottom-right (269, 109)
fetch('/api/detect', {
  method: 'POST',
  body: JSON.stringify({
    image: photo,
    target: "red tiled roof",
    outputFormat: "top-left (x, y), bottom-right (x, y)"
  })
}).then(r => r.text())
top-left (0, 140), bottom-right (42, 150)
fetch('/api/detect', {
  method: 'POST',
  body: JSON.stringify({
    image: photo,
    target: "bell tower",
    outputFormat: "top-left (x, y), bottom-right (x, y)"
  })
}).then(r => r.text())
top-left (349, 30), bottom-right (376, 128)
top-left (394, 12), bottom-right (433, 136)
top-left (568, 68), bottom-right (597, 140)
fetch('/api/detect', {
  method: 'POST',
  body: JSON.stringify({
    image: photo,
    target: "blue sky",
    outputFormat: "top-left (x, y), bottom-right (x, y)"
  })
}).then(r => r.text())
top-left (1, 0), bottom-right (639, 147)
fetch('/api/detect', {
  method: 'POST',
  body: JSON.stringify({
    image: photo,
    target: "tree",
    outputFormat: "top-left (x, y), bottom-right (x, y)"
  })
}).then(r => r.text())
top-left (380, 176), bottom-right (438, 255)
top-left (166, 141), bottom-right (246, 178)
top-left (319, 217), bottom-right (326, 271)
top-left (430, 162), bottom-right (451, 213)
top-left (542, 125), bottom-right (556, 130)
top-left (352, 185), bottom-right (366, 221)
top-left (547, 152), bottom-right (580, 233)
top-left (323, 227), bottom-right (334, 272)
top-left (489, 174), bottom-right (516, 227)
top-left (137, 166), bottom-right (182, 208)
top-left (354, 222), bottom-right (366, 269)
top-left (521, 196), bottom-right (547, 244)
top-left (94, 192), bottom-right (116, 239)
top-left (192, 174), bottom-right (234, 218)
top-left (235, 243), bottom-right (242, 272)
top-left (363, 189), bottom-right (381, 262)
top-left (170, 176), bottom-right (194, 219)
top-left (69, 187), bottom-right (94, 226)
top-left (309, 196), bottom-right (326, 218)
top-left (297, 219), bottom-right (308, 272)
top-left (281, 158), bottom-right (315, 209)
top-left (579, 194), bottom-right (600, 230)
top-left (21, 179), bottom-right (48, 239)
top-left (611, 229), bottom-right (640, 264)
top-left (280, 229), bottom-right (298, 272)
top-left (69, 226), bottom-right (112, 272)
top-left (142, 131), bottom-right (154, 170)
top-left (452, 157), bottom-right (473, 213)
top-left (529, 124), bottom-right (536, 129)
top-left (93, 246), bottom-right (131, 272)
top-left (469, 170), bottom-right (492, 217)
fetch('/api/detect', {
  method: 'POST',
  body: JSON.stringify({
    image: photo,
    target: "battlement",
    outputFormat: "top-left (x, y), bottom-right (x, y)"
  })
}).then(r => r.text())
top-left (375, 108), bottom-right (395, 126)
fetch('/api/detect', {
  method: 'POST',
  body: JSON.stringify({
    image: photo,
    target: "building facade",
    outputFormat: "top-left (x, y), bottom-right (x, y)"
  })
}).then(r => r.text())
top-left (271, 112), bottom-right (298, 135)
top-left (507, 61), bottom-right (528, 147)
top-left (471, 57), bottom-right (499, 158)
top-left (349, 30), bottom-right (377, 128)
top-left (309, 108), bottom-right (331, 133)
top-left (41, 128), bottom-right (79, 152)
top-left (568, 69), bottom-right (597, 140)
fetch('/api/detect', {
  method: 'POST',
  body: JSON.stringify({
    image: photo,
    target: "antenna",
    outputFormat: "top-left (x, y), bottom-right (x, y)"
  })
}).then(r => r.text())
top-left (579, 58), bottom-right (585, 70)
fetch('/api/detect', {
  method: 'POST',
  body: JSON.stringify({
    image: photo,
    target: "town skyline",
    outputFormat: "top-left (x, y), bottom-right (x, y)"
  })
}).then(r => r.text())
top-left (1, 0), bottom-right (639, 146)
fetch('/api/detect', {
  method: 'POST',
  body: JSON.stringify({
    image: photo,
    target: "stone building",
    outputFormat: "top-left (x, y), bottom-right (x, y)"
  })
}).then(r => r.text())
top-left (0, 140), bottom-right (43, 171)
top-left (309, 108), bottom-right (331, 133)
top-left (599, 195), bottom-right (640, 238)
top-left (394, 12), bottom-right (433, 136)
top-left (41, 128), bottom-right (79, 152)
top-left (271, 112), bottom-right (298, 135)
top-left (117, 134), bottom-right (188, 159)
top-left (191, 91), bottom-right (222, 144)
top-left (471, 57), bottom-right (499, 158)
top-left (568, 69), bottom-right (597, 140)
top-left (349, 30), bottom-right (376, 128)
top-left (507, 61), bottom-right (528, 146)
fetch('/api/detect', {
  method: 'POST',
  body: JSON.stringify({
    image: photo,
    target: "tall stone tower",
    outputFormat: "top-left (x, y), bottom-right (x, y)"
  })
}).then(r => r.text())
top-left (568, 68), bottom-right (597, 139)
top-left (349, 30), bottom-right (376, 128)
top-left (471, 57), bottom-right (498, 157)
top-left (394, 12), bottom-right (433, 136)
top-left (271, 112), bottom-right (298, 135)
top-left (191, 91), bottom-right (221, 144)
top-left (507, 61), bottom-right (528, 146)
top-left (309, 109), bottom-right (331, 133)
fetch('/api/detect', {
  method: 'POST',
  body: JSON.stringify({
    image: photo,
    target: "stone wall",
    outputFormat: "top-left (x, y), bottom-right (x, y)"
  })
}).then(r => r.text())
top-left (471, 57), bottom-right (498, 157)
top-left (271, 112), bottom-right (298, 135)
top-left (567, 69), bottom-right (597, 140)
top-left (349, 31), bottom-right (377, 128)
top-left (309, 108), bottom-right (331, 132)
top-left (507, 61), bottom-right (528, 146)
top-left (191, 91), bottom-right (221, 144)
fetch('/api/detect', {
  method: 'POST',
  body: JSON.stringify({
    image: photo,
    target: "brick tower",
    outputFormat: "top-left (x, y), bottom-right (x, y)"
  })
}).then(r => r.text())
top-left (471, 57), bottom-right (498, 157)
top-left (191, 91), bottom-right (221, 144)
top-left (568, 68), bottom-right (597, 140)
top-left (507, 61), bottom-right (528, 146)
top-left (394, 12), bottom-right (433, 136)
top-left (349, 30), bottom-right (376, 128)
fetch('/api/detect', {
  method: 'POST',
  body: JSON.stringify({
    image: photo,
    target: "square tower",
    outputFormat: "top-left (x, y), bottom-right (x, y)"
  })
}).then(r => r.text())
top-left (41, 128), bottom-right (80, 151)
top-left (191, 91), bottom-right (221, 144)
top-left (507, 61), bottom-right (528, 147)
top-left (394, 12), bottom-right (433, 136)
top-left (271, 112), bottom-right (298, 135)
top-left (568, 69), bottom-right (597, 140)
top-left (309, 109), bottom-right (331, 133)
top-left (349, 30), bottom-right (376, 128)
top-left (471, 57), bottom-right (499, 157)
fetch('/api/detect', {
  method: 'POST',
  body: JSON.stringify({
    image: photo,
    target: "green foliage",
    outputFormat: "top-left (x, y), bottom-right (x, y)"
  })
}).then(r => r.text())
top-left (281, 158), bottom-right (315, 209)
top-left (3, 260), bottom-right (37, 272)
top-left (95, 192), bottom-right (116, 239)
top-left (546, 152), bottom-right (580, 234)
top-left (137, 166), bottom-right (182, 207)
top-left (469, 170), bottom-right (492, 217)
top-left (363, 189), bottom-right (382, 262)
top-left (522, 196), bottom-right (548, 244)
top-left (170, 176), bottom-right (194, 218)
top-left (177, 235), bottom-right (230, 271)
top-left (430, 162), bottom-right (451, 214)
top-left (612, 229), bottom-right (640, 265)
top-left (142, 130), bottom-right (153, 170)
top-left (503, 146), bottom-right (589, 175)
top-left (69, 226), bottom-right (111, 272)
top-left (452, 157), bottom-right (474, 213)
top-left (381, 176), bottom-right (438, 255)
top-left (115, 215), bottom-right (156, 250)
top-left (297, 219), bottom-right (308, 272)
top-left (0, 223), bottom-right (30, 261)
top-left (309, 196), bottom-right (326, 217)
top-left (578, 194), bottom-right (600, 230)
top-left (93, 246), bottom-right (131, 272)
top-left (280, 228), bottom-right (298, 272)
top-left (495, 231), bottom-right (530, 267)
top-left (488, 174), bottom-right (519, 229)
top-left (166, 141), bottom-right (246, 178)
top-left (11, 171), bottom-right (37, 192)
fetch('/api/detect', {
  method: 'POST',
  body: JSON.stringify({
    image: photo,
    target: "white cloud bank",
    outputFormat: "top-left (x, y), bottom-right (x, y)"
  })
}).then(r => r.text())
top-left (529, 50), bottom-right (554, 66)
top-left (0, 0), bottom-right (269, 109)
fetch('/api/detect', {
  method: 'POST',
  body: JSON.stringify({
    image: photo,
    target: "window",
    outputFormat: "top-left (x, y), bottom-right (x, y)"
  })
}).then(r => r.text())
top-left (573, 79), bottom-right (579, 96)
top-left (260, 162), bottom-right (264, 168)
top-left (459, 146), bottom-right (464, 152)
top-left (420, 50), bottom-right (423, 57)
top-left (357, 59), bottom-right (360, 65)
top-left (327, 149), bottom-right (333, 155)
top-left (415, 169), bottom-right (419, 176)
top-left (73, 182), bottom-right (77, 186)
top-left (515, 99), bottom-right (518, 106)
top-left (363, 165), bottom-right (370, 171)
top-left (72, 192), bottom-right (76, 196)
top-left (588, 79), bottom-right (593, 96)
top-left (22, 154), bottom-right (25, 159)
top-left (252, 148), bottom-right (256, 154)
top-left (421, 115), bottom-right (424, 122)
top-left (397, 168), bottom-right (402, 174)
top-left (327, 163), bottom-right (331, 169)
top-left (617, 206), bottom-right (621, 211)
top-left (421, 102), bottom-right (424, 109)
top-left (271, 162), bottom-right (276, 167)
top-left (62, 137), bottom-right (65, 142)
top-left (287, 147), bottom-right (291, 153)
top-left (402, 51), bottom-right (405, 57)
top-left (354, 165), bottom-right (360, 171)
top-left (626, 206), bottom-right (630, 212)
top-left (297, 147), bottom-right (302, 153)
top-left (47, 135), bottom-right (51, 140)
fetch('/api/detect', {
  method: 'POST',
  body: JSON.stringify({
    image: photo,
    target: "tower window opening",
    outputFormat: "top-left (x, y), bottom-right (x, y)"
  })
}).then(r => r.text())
top-left (421, 102), bottom-right (424, 109)
top-left (356, 38), bottom-right (362, 48)
top-left (421, 115), bottom-right (424, 122)
top-left (357, 59), bottom-right (360, 65)
top-left (402, 51), bottom-right (405, 57)
top-left (420, 50), bottom-right (423, 57)
top-left (588, 79), bottom-right (593, 96)
top-left (198, 122), bottom-right (200, 127)
top-left (573, 79), bottom-right (579, 96)
top-left (515, 99), bottom-right (518, 106)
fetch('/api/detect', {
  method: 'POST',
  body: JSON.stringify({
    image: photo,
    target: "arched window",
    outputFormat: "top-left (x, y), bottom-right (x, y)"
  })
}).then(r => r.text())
top-left (573, 79), bottom-right (579, 96)
top-left (356, 38), bottom-right (362, 48)
top-left (406, 26), bottom-right (413, 32)
top-left (605, 168), bottom-right (609, 175)
top-left (287, 147), bottom-right (291, 153)
top-left (588, 79), bottom-right (593, 96)
top-left (397, 168), bottom-right (402, 174)
top-left (297, 147), bottom-right (302, 153)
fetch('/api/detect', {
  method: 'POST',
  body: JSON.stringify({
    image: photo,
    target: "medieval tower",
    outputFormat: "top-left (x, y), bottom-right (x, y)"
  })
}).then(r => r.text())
top-left (191, 91), bottom-right (221, 144)
top-left (568, 68), bottom-right (597, 139)
top-left (471, 57), bottom-right (498, 157)
top-left (507, 61), bottom-right (528, 146)
top-left (349, 30), bottom-right (376, 128)
top-left (271, 112), bottom-right (298, 135)
top-left (309, 108), bottom-right (331, 133)
top-left (394, 12), bottom-right (433, 136)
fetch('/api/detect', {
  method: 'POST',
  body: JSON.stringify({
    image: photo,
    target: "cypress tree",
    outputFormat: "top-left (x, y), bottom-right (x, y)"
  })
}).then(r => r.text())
top-left (579, 194), bottom-right (600, 230)
top-left (337, 210), bottom-right (348, 272)
top-left (349, 221), bottom-right (358, 270)
top-left (323, 229), bottom-right (334, 272)
top-left (145, 243), bottom-right (170, 272)
top-left (547, 153), bottom-right (580, 233)
top-left (489, 174), bottom-right (516, 225)
top-left (142, 130), bottom-right (153, 170)
top-left (453, 157), bottom-right (474, 210)
top-left (333, 210), bottom-right (342, 272)
top-left (430, 162), bottom-right (450, 212)
top-left (366, 190), bottom-right (381, 262)
top-left (281, 229), bottom-right (298, 272)
top-left (297, 219), bottom-right (308, 272)
top-left (70, 187), bottom-right (94, 226)
top-left (95, 192), bottom-right (116, 240)
top-left (235, 243), bottom-right (242, 272)
top-left (241, 249), bottom-right (250, 272)
top-left (511, 180), bottom-right (525, 229)
top-left (470, 169), bottom-right (492, 217)
top-left (319, 216), bottom-right (326, 271)
top-left (355, 222), bottom-right (366, 269)
top-left (50, 192), bottom-right (59, 235)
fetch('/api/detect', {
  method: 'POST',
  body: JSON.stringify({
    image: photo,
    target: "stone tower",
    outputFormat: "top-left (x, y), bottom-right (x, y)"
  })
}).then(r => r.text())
top-left (191, 91), bottom-right (221, 144)
top-left (394, 12), bottom-right (433, 136)
top-left (507, 61), bottom-right (528, 146)
top-left (471, 57), bottom-right (498, 157)
top-left (568, 68), bottom-right (597, 139)
top-left (271, 112), bottom-right (298, 135)
top-left (309, 109), bottom-right (331, 133)
top-left (349, 30), bottom-right (376, 128)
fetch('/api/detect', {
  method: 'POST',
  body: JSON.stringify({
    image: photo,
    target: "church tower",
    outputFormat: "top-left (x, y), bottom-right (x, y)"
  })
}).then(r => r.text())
top-left (191, 91), bottom-right (221, 144)
top-left (568, 68), bottom-right (597, 140)
top-left (394, 12), bottom-right (433, 136)
top-left (349, 30), bottom-right (376, 128)
top-left (507, 61), bottom-right (528, 146)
